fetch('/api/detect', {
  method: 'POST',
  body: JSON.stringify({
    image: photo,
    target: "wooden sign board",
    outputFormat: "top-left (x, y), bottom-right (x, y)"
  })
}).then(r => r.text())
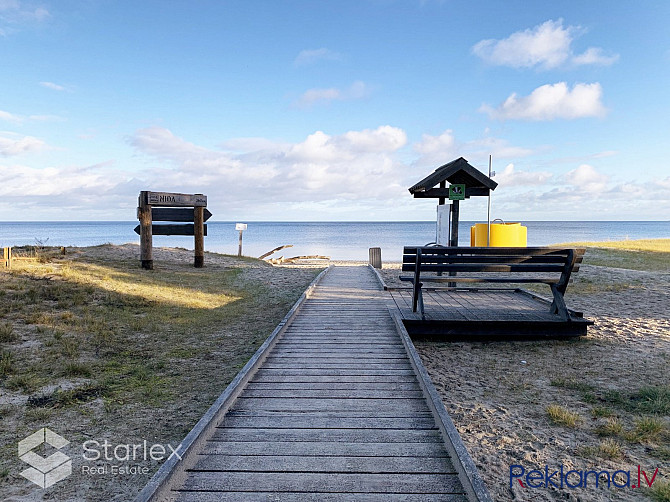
top-left (137, 190), bottom-right (210, 269)
top-left (152, 208), bottom-right (212, 222)
top-left (134, 224), bottom-right (207, 236)
top-left (146, 191), bottom-right (207, 207)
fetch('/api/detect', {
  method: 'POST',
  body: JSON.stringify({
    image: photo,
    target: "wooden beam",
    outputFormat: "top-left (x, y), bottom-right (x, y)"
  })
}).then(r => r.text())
top-left (133, 224), bottom-right (208, 236)
top-left (152, 207), bottom-right (212, 222)
top-left (412, 187), bottom-right (489, 198)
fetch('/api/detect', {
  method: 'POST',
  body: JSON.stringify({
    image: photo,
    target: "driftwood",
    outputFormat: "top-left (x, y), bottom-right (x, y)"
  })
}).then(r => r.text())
top-left (258, 244), bottom-right (293, 260)
top-left (267, 255), bottom-right (330, 265)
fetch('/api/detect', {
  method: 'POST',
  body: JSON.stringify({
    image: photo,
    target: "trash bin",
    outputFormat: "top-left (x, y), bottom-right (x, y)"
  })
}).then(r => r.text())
top-left (470, 221), bottom-right (527, 247)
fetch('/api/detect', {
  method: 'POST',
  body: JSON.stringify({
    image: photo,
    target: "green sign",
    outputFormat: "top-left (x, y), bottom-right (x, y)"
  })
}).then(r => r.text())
top-left (449, 184), bottom-right (465, 200)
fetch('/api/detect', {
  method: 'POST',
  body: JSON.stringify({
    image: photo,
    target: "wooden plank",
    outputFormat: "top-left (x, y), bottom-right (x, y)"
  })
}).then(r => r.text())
top-left (133, 224), bottom-right (208, 236)
top-left (241, 389), bottom-right (424, 399)
top-left (146, 191), bottom-right (207, 207)
top-left (210, 427), bottom-right (442, 443)
top-left (179, 472), bottom-right (464, 494)
top-left (253, 368), bottom-right (417, 376)
top-left (173, 492), bottom-right (469, 502)
top-left (231, 398), bottom-right (430, 413)
top-left (250, 374), bottom-right (419, 384)
top-left (192, 455), bottom-right (454, 474)
top-left (200, 440), bottom-right (448, 457)
top-left (152, 207), bottom-right (212, 222)
top-left (217, 415), bottom-right (435, 429)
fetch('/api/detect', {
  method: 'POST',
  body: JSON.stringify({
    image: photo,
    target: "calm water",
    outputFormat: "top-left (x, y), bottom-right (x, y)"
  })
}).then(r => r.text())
top-left (1, 221), bottom-right (668, 261)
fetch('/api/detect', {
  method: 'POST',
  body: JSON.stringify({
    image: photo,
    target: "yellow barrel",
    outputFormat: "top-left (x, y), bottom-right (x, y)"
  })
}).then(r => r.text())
top-left (470, 222), bottom-right (527, 247)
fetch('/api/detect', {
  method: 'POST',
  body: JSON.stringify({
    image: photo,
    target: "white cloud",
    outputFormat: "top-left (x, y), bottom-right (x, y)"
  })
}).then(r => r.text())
top-left (0, 1), bottom-right (21, 11)
top-left (0, 0), bottom-right (49, 26)
top-left (0, 109), bottom-right (65, 124)
top-left (564, 164), bottom-right (609, 193)
top-left (295, 81), bottom-right (371, 107)
top-left (472, 19), bottom-right (618, 69)
top-left (0, 132), bottom-right (47, 156)
top-left (39, 81), bottom-right (67, 91)
top-left (413, 129), bottom-right (534, 167)
top-left (0, 109), bottom-right (22, 123)
top-left (296, 87), bottom-right (342, 107)
top-left (130, 125), bottom-right (408, 206)
top-left (494, 163), bottom-right (553, 187)
top-left (294, 48), bottom-right (343, 67)
top-left (480, 82), bottom-right (607, 121)
top-left (0, 162), bottom-right (116, 197)
top-left (572, 47), bottom-right (619, 66)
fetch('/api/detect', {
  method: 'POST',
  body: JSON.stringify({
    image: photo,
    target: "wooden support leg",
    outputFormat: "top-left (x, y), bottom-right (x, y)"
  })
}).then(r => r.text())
top-left (550, 284), bottom-right (570, 321)
top-left (418, 286), bottom-right (426, 321)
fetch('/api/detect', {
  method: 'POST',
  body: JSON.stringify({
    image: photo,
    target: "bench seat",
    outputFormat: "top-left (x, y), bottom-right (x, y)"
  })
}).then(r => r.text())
top-left (400, 246), bottom-right (585, 320)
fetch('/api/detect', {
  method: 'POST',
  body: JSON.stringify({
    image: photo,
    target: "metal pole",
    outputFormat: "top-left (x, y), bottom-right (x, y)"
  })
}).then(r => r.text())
top-left (487, 155), bottom-right (492, 247)
top-left (238, 230), bottom-right (243, 257)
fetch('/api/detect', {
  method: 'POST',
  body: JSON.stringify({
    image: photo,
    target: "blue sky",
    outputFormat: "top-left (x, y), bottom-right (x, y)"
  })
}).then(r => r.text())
top-left (1, 0), bottom-right (669, 222)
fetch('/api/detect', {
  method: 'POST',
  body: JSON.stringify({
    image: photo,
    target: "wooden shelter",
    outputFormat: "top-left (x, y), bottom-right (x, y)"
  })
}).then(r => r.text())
top-left (409, 157), bottom-right (497, 246)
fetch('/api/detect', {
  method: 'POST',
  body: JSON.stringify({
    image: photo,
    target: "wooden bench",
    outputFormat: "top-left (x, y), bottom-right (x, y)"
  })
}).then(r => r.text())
top-left (400, 246), bottom-right (585, 320)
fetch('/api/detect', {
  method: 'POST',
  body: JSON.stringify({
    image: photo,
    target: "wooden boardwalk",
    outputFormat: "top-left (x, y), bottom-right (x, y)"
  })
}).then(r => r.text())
top-left (387, 288), bottom-right (592, 338)
top-left (137, 266), bottom-right (490, 502)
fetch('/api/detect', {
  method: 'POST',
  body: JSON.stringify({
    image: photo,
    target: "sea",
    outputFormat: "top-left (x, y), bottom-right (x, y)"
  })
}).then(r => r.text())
top-left (1, 221), bottom-right (668, 262)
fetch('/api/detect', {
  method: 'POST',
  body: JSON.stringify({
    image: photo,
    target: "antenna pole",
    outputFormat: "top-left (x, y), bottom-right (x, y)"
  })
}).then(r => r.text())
top-left (487, 155), bottom-right (492, 247)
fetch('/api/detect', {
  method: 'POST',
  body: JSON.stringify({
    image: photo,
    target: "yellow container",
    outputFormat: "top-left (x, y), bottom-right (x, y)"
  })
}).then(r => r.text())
top-left (470, 222), bottom-right (527, 247)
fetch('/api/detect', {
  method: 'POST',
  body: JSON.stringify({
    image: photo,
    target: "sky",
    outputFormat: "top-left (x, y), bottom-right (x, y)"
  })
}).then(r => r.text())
top-left (1, 0), bottom-right (669, 222)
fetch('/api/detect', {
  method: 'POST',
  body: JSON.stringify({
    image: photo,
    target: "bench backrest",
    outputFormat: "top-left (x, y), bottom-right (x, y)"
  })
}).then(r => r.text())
top-left (402, 246), bottom-right (584, 278)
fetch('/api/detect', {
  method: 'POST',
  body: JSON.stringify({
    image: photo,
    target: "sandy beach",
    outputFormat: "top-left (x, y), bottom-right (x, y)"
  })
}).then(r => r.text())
top-left (380, 257), bottom-right (670, 501)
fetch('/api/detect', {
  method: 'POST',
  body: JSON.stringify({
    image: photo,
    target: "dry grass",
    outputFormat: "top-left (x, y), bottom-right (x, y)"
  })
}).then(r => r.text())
top-left (0, 244), bottom-right (323, 501)
top-left (555, 238), bottom-right (670, 272)
top-left (557, 238), bottom-right (670, 253)
top-left (546, 404), bottom-right (582, 428)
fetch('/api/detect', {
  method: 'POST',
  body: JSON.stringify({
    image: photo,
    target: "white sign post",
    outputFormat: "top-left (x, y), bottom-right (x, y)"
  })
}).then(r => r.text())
top-left (235, 223), bottom-right (247, 256)
top-left (436, 205), bottom-right (450, 246)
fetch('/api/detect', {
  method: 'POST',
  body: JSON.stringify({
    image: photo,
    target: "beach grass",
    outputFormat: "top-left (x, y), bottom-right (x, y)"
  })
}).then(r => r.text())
top-left (555, 238), bottom-right (670, 271)
top-left (546, 404), bottom-right (582, 428)
top-left (1, 249), bottom-right (317, 407)
top-left (649, 479), bottom-right (670, 502)
top-left (0, 244), bottom-right (322, 499)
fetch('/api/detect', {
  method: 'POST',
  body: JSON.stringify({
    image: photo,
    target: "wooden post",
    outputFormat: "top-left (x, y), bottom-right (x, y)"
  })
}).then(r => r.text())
top-left (368, 247), bottom-right (382, 269)
top-left (449, 200), bottom-right (459, 247)
top-left (3, 247), bottom-right (11, 269)
top-left (448, 200), bottom-right (459, 287)
top-left (138, 191), bottom-right (153, 270)
top-left (194, 205), bottom-right (204, 268)
top-left (438, 181), bottom-right (446, 206)
top-left (238, 230), bottom-right (243, 257)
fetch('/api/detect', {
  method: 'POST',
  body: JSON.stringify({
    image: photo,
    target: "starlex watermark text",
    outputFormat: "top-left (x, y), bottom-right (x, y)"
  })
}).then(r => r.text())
top-left (18, 428), bottom-right (182, 488)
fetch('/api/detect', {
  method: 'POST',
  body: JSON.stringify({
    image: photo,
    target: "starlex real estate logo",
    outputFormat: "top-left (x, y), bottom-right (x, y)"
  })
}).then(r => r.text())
top-left (18, 428), bottom-right (72, 488)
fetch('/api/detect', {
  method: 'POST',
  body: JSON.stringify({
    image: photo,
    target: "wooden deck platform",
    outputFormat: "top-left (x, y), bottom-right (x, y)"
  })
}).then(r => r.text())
top-left (387, 286), bottom-right (592, 338)
top-left (136, 266), bottom-right (491, 502)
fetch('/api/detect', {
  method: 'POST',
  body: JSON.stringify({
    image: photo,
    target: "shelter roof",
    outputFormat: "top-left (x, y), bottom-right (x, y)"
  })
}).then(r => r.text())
top-left (408, 157), bottom-right (498, 194)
